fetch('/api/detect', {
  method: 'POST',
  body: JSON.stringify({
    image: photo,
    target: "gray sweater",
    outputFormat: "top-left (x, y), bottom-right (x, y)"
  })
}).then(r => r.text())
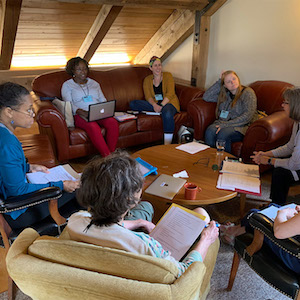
top-left (272, 122), bottom-right (300, 181)
top-left (203, 79), bottom-right (257, 135)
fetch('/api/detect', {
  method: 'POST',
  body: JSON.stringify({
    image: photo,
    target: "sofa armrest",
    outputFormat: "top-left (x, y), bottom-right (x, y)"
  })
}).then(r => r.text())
top-left (175, 84), bottom-right (205, 112)
top-left (187, 99), bottom-right (216, 140)
top-left (241, 111), bottom-right (293, 163)
top-left (33, 97), bottom-right (70, 162)
top-left (249, 212), bottom-right (300, 257)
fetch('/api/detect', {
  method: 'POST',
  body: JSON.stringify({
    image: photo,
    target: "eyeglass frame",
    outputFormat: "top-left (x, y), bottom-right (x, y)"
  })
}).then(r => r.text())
top-left (11, 107), bottom-right (35, 117)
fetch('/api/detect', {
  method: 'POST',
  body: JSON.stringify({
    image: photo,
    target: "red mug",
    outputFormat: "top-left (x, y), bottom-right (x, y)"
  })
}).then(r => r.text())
top-left (184, 182), bottom-right (202, 200)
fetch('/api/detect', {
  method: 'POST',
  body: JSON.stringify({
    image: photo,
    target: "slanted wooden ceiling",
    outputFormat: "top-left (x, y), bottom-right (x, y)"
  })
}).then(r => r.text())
top-left (0, 0), bottom-right (226, 87)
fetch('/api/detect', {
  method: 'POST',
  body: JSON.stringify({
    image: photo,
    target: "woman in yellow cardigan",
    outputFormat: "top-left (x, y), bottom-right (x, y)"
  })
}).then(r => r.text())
top-left (129, 56), bottom-right (180, 144)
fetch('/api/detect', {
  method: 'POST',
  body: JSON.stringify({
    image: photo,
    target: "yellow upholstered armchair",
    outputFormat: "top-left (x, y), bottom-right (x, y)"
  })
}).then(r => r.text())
top-left (6, 228), bottom-right (219, 300)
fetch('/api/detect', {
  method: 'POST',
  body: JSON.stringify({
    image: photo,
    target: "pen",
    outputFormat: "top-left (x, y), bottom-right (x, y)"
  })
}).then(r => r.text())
top-left (205, 222), bottom-right (220, 228)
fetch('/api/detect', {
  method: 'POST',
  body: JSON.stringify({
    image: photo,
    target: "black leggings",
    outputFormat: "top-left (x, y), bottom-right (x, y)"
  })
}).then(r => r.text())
top-left (4, 192), bottom-right (80, 229)
top-left (270, 167), bottom-right (300, 205)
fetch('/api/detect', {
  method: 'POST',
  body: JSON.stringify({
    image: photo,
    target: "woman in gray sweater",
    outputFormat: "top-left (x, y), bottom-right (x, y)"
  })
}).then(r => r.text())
top-left (252, 87), bottom-right (300, 204)
top-left (203, 70), bottom-right (257, 153)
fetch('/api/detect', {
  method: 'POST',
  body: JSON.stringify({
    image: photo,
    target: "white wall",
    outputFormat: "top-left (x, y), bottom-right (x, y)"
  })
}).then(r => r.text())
top-left (163, 0), bottom-right (300, 88)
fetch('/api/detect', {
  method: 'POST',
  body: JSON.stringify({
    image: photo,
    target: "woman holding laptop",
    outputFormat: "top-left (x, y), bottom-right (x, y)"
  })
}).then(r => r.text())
top-left (0, 82), bottom-right (80, 229)
top-left (61, 57), bottom-right (119, 157)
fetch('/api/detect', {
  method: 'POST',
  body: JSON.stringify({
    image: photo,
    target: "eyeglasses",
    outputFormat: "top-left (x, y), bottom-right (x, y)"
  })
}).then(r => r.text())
top-left (12, 108), bottom-right (35, 117)
top-left (282, 101), bottom-right (289, 105)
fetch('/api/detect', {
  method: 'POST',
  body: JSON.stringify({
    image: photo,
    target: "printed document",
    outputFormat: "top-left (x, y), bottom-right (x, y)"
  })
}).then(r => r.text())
top-left (259, 203), bottom-right (297, 221)
top-left (176, 142), bottom-right (210, 154)
top-left (26, 164), bottom-right (80, 184)
top-left (217, 161), bottom-right (260, 195)
top-left (150, 204), bottom-right (206, 260)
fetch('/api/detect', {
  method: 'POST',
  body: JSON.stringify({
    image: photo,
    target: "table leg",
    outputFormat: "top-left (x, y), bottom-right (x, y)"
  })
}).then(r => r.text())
top-left (240, 193), bottom-right (246, 219)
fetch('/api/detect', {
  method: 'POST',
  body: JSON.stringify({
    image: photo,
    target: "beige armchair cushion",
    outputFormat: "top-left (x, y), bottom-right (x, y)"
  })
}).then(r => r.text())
top-left (6, 228), bottom-right (219, 300)
top-left (29, 237), bottom-right (178, 284)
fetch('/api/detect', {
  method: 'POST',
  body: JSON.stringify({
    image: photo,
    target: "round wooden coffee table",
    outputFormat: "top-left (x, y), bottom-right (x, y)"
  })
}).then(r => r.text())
top-left (132, 144), bottom-right (237, 221)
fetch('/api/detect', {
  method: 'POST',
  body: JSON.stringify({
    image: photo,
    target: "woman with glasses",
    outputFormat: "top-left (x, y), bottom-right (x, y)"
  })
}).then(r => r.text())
top-left (67, 151), bottom-right (219, 278)
top-left (61, 57), bottom-right (119, 157)
top-left (0, 82), bottom-right (80, 228)
top-left (129, 56), bottom-right (180, 145)
top-left (203, 70), bottom-right (257, 153)
top-left (252, 87), bottom-right (300, 204)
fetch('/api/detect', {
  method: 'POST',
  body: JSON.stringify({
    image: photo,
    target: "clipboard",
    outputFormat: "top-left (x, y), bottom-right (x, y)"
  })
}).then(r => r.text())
top-left (135, 157), bottom-right (157, 177)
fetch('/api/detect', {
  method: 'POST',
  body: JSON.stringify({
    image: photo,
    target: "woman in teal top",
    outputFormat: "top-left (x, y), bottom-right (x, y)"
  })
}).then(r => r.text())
top-left (0, 82), bottom-right (80, 228)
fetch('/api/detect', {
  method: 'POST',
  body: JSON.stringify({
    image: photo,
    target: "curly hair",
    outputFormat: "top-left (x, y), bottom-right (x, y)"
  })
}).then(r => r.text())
top-left (77, 151), bottom-right (144, 227)
top-left (0, 82), bottom-right (30, 110)
top-left (65, 57), bottom-right (89, 76)
top-left (283, 87), bottom-right (300, 122)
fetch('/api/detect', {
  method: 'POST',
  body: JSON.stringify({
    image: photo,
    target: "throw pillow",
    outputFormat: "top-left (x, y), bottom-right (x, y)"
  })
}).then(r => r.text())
top-left (52, 98), bottom-right (75, 128)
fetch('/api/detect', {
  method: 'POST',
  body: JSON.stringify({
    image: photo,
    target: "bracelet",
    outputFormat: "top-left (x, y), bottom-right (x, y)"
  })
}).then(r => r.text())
top-left (267, 158), bottom-right (272, 165)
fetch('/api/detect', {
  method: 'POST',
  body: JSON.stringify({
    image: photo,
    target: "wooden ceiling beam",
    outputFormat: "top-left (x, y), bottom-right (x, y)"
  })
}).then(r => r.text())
top-left (0, 0), bottom-right (22, 70)
top-left (48, 0), bottom-right (209, 10)
top-left (191, 0), bottom-right (227, 88)
top-left (77, 5), bottom-right (122, 62)
top-left (133, 9), bottom-right (195, 65)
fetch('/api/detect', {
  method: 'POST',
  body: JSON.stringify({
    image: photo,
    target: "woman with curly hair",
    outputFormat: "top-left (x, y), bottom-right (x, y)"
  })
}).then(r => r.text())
top-left (61, 57), bottom-right (119, 157)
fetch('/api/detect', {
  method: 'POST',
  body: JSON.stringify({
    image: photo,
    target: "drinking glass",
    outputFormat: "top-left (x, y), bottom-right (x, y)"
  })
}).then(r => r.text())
top-left (216, 139), bottom-right (226, 153)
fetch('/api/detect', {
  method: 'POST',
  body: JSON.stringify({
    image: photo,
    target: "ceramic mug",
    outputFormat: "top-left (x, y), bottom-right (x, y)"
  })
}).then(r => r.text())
top-left (184, 182), bottom-right (202, 200)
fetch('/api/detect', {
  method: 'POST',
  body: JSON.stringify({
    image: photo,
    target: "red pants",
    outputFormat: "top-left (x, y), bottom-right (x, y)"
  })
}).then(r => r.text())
top-left (74, 115), bottom-right (119, 157)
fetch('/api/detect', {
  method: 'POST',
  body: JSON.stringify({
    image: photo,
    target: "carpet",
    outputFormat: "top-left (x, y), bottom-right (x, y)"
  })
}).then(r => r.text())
top-left (0, 181), bottom-right (295, 300)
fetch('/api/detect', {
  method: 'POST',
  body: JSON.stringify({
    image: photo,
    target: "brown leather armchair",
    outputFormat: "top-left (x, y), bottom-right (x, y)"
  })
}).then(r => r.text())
top-left (32, 66), bottom-right (204, 162)
top-left (188, 80), bottom-right (294, 171)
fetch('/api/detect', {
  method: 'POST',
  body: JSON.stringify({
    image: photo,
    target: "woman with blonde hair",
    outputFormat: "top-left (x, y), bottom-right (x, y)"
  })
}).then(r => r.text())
top-left (203, 70), bottom-right (257, 153)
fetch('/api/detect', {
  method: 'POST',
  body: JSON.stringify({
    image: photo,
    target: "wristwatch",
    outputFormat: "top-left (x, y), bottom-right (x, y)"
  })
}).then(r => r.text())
top-left (267, 158), bottom-right (272, 165)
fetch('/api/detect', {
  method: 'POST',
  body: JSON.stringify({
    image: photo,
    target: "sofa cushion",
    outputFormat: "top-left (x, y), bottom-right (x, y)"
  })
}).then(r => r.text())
top-left (118, 119), bottom-right (138, 137)
top-left (69, 128), bottom-right (95, 145)
top-left (52, 98), bottom-right (75, 128)
top-left (137, 114), bottom-right (163, 132)
top-left (29, 237), bottom-right (178, 284)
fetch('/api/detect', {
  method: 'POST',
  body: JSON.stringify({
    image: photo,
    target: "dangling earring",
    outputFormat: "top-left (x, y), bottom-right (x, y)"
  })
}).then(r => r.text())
top-left (11, 120), bottom-right (14, 125)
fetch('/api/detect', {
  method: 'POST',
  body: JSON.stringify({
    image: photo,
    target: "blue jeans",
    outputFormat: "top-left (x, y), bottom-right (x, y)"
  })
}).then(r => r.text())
top-left (129, 100), bottom-right (177, 133)
top-left (242, 204), bottom-right (300, 274)
top-left (204, 124), bottom-right (244, 153)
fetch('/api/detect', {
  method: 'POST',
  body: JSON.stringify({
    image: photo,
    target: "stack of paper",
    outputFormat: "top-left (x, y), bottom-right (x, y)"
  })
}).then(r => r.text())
top-left (217, 161), bottom-right (261, 195)
top-left (26, 164), bottom-right (80, 184)
top-left (114, 112), bottom-right (137, 122)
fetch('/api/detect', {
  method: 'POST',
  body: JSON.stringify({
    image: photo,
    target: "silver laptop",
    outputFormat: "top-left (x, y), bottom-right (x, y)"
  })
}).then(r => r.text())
top-left (145, 174), bottom-right (186, 200)
top-left (82, 100), bottom-right (116, 122)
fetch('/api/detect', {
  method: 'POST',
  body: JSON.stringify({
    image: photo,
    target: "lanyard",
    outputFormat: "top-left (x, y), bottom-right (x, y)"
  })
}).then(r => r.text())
top-left (78, 82), bottom-right (89, 97)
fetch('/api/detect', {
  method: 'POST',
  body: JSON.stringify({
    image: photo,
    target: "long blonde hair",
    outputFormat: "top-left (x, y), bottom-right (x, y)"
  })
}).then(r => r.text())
top-left (216, 70), bottom-right (244, 118)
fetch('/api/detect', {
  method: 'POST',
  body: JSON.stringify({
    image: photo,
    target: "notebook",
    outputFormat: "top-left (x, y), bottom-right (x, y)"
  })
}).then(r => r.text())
top-left (145, 174), bottom-right (186, 200)
top-left (81, 100), bottom-right (116, 122)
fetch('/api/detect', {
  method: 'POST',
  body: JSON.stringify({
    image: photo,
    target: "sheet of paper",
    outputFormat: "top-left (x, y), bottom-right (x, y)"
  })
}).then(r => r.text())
top-left (176, 142), bottom-right (210, 154)
top-left (221, 161), bottom-right (259, 178)
top-left (259, 203), bottom-right (297, 221)
top-left (217, 173), bottom-right (260, 194)
top-left (150, 204), bottom-right (206, 261)
top-left (26, 165), bottom-right (80, 184)
top-left (173, 170), bottom-right (189, 178)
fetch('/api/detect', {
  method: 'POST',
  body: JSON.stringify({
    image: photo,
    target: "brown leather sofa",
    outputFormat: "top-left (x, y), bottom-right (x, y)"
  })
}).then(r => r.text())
top-left (188, 80), bottom-right (294, 171)
top-left (32, 66), bottom-right (204, 162)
